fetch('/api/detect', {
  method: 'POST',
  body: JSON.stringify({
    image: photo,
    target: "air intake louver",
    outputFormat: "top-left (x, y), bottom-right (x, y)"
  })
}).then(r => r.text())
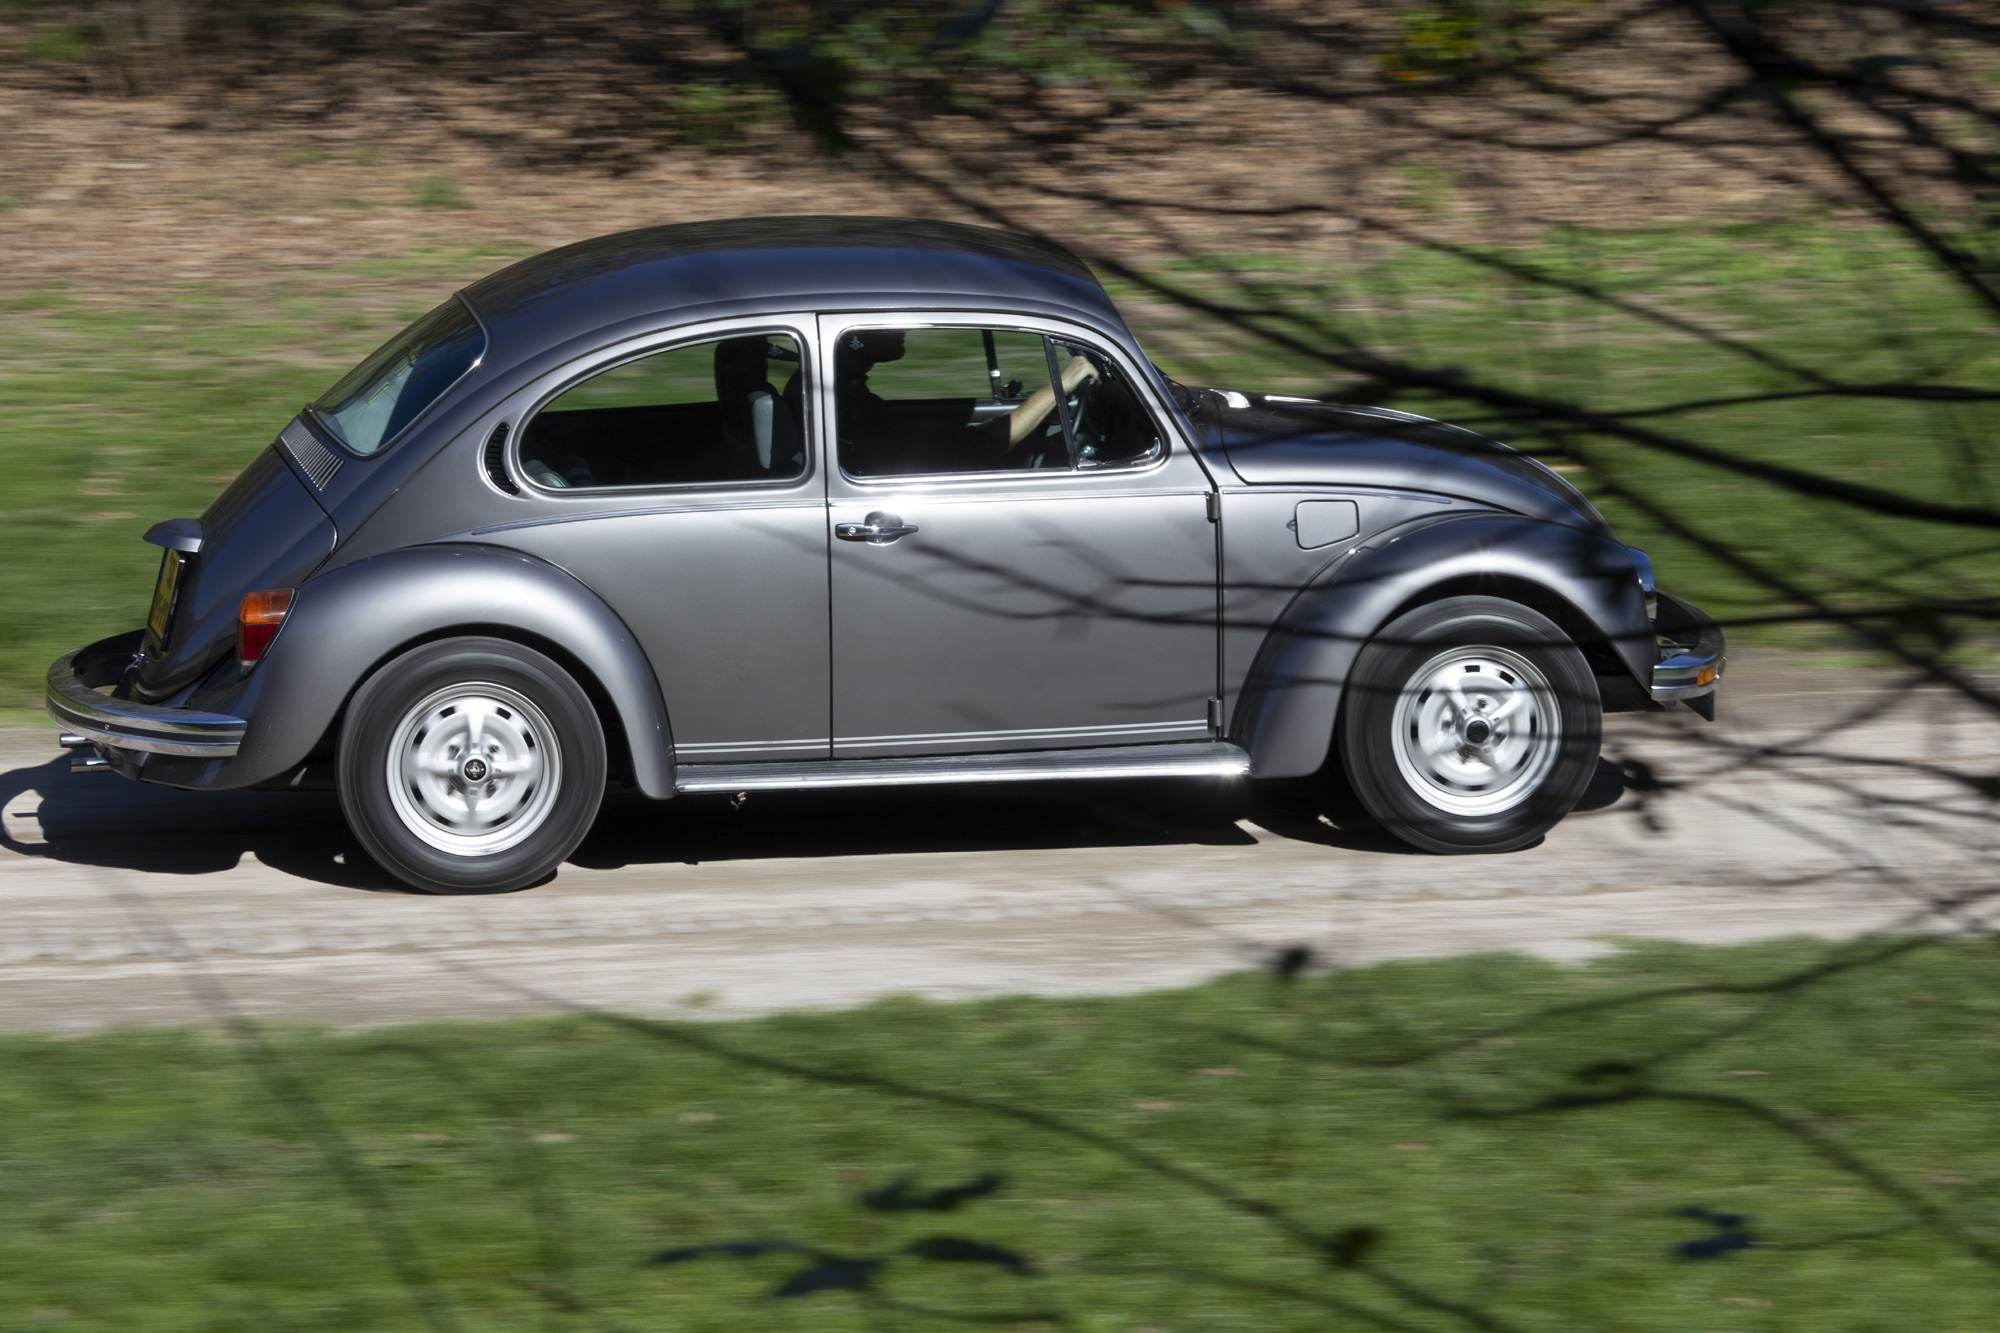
top-left (279, 419), bottom-right (343, 490)
top-left (484, 422), bottom-right (520, 495)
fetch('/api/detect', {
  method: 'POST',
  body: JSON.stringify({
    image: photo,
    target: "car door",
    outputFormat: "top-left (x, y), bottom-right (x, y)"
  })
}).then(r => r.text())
top-left (492, 316), bottom-right (830, 764)
top-left (817, 314), bottom-right (1218, 759)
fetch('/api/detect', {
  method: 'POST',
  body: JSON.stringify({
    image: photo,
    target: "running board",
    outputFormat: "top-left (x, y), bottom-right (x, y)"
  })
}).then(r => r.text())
top-left (674, 742), bottom-right (1251, 793)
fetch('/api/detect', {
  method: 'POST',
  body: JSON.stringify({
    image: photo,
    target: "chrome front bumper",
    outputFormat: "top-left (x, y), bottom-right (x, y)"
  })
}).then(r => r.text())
top-left (45, 634), bottom-right (245, 758)
top-left (1648, 591), bottom-right (1725, 704)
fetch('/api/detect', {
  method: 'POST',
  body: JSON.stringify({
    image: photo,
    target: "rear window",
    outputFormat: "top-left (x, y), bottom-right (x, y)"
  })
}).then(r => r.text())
top-left (309, 297), bottom-right (485, 456)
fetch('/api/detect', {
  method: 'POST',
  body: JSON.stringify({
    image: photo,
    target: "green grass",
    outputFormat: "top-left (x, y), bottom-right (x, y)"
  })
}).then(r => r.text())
top-left (412, 176), bottom-right (474, 210)
top-left (24, 23), bottom-right (87, 62)
top-left (0, 937), bottom-right (1995, 1329)
top-left (2, 219), bottom-right (1995, 712)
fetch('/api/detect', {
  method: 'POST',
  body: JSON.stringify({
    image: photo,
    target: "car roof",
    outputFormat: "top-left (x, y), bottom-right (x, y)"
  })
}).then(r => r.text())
top-left (460, 216), bottom-right (1125, 358)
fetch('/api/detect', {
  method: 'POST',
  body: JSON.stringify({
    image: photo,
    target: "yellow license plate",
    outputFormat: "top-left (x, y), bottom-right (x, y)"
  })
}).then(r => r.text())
top-left (145, 549), bottom-right (184, 650)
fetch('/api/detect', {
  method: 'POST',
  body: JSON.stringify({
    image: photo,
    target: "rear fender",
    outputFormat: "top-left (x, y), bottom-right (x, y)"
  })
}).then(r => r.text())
top-left (216, 544), bottom-right (675, 795)
top-left (1235, 514), bottom-right (1650, 778)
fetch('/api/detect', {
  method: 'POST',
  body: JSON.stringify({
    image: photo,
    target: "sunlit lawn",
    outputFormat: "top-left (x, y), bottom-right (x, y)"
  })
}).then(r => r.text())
top-left (0, 937), bottom-right (1994, 1331)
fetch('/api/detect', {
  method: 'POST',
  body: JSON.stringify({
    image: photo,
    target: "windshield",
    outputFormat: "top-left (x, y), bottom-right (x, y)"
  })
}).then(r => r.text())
top-left (310, 297), bottom-right (485, 455)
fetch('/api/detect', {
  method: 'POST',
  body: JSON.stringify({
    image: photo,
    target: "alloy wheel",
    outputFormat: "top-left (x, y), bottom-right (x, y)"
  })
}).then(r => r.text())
top-left (1388, 646), bottom-right (1561, 817)
top-left (385, 682), bottom-right (564, 856)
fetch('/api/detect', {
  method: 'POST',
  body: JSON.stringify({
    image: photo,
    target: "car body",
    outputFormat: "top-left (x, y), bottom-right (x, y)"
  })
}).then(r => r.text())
top-left (48, 216), bottom-right (1724, 892)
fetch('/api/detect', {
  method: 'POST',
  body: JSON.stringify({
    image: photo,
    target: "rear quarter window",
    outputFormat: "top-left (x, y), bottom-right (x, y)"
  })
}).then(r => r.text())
top-left (519, 333), bottom-right (807, 490)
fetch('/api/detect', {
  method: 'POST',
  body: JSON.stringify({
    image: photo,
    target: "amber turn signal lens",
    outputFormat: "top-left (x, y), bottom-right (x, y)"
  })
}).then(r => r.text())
top-left (237, 588), bottom-right (295, 664)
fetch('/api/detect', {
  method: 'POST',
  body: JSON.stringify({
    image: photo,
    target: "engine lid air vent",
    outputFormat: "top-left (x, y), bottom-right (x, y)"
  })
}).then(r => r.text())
top-left (484, 421), bottom-right (520, 495)
top-left (279, 418), bottom-right (343, 490)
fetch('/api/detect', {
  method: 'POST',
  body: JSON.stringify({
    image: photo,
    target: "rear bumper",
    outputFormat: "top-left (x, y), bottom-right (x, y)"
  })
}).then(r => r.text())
top-left (45, 631), bottom-right (246, 758)
top-left (1649, 592), bottom-right (1725, 703)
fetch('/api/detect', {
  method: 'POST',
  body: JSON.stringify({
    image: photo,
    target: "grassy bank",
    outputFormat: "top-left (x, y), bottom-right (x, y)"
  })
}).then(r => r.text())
top-left (0, 937), bottom-right (1995, 1330)
top-left (3, 220), bottom-right (1996, 713)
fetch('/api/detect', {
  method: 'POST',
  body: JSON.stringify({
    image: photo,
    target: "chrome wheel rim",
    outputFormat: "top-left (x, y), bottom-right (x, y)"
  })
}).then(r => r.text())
top-left (1390, 646), bottom-right (1560, 816)
top-left (386, 683), bottom-right (562, 856)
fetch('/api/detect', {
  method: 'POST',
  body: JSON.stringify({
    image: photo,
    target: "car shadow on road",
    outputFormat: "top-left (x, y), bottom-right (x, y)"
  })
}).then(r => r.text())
top-left (2, 751), bottom-right (1263, 891)
top-left (0, 748), bottom-right (1628, 890)
top-left (1237, 758), bottom-right (1628, 855)
top-left (0, 753), bottom-right (413, 891)
top-left (571, 776), bottom-right (1262, 869)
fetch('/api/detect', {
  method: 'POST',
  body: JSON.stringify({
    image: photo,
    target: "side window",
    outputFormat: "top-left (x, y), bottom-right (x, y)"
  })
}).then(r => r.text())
top-left (836, 327), bottom-right (1068, 478)
top-left (1048, 337), bottom-right (1163, 468)
top-left (520, 333), bottom-right (806, 490)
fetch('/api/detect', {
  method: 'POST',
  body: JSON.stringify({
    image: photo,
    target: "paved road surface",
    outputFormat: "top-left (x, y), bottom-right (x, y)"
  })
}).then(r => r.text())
top-left (2, 658), bottom-right (1993, 1031)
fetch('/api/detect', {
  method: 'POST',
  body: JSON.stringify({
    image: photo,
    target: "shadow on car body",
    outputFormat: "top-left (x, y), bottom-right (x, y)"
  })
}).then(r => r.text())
top-left (0, 748), bottom-right (1627, 892)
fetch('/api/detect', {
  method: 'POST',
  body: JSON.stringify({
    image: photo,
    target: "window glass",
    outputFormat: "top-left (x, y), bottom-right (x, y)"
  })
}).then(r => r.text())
top-left (1048, 337), bottom-right (1163, 468)
top-left (836, 327), bottom-right (1068, 478)
top-left (520, 333), bottom-right (805, 489)
top-left (311, 297), bottom-right (485, 456)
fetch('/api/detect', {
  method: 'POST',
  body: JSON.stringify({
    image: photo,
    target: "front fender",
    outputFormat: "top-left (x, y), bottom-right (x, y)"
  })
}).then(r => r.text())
top-left (223, 544), bottom-right (675, 796)
top-left (1236, 514), bottom-right (1650, 778)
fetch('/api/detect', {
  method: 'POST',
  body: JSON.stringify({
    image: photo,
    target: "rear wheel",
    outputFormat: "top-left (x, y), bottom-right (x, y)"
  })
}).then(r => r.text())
top-left (1338, 596), bottom-right (1600, 854)
top-left (337, 637), bottom-right (606, 894)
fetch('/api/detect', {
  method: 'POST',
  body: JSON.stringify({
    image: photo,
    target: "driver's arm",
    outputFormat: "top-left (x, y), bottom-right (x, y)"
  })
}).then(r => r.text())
top-left (1003, 354), bottom-right (1098, 446)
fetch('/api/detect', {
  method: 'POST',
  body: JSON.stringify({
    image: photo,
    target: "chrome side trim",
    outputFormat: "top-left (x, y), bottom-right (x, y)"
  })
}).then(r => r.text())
top-left (676, 741), bottom-right (1251, 793)
top-left (46, 648), bottom-right (246, 758)
top-left (1648, 591), bottom-right (1726, 702)
top-left (674, 737), bottom-right (830, 756)
top-left (832, 718), bottom-right (1210, 752)
top-left (467, 496), bottom-right (828, 537)
top-left (280, 418), bottom-right (343, 490)
top-left (1220, 484), bottom-right (1454, 507)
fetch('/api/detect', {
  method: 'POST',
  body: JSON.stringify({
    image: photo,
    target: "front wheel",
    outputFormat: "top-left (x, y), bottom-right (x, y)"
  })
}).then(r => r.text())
top-left (1338, 596), bottom-right (1600, 854)
top-left (337, 637), bottom-right (606, 894)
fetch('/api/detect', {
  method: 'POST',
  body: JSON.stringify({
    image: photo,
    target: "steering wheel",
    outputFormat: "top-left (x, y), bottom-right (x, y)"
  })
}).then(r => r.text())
top-left (1063, 370), bottom-right (1101, 464)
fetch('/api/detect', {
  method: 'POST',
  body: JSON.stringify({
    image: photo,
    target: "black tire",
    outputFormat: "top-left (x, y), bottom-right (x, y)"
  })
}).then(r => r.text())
top-left (337, 636), bottom-right (606, 894)
top-left (1338, 596), bottom-right (1600, 854)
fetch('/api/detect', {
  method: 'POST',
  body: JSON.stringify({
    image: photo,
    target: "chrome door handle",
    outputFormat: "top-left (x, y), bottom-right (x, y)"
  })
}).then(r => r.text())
top-left (835, 511), bottom-right (919, 544)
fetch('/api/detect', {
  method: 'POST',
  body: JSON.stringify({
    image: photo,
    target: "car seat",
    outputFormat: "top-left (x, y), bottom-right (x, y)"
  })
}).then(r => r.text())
top-left (715, 337), bottom-right (803, 476)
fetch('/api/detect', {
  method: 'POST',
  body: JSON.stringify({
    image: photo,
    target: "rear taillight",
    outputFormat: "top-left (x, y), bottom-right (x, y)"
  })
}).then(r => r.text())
top-left (237, 589), bottom-right (295, 664)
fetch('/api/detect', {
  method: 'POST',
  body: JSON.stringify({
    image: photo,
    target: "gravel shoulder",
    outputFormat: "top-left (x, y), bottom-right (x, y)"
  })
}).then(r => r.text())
top-left (2, 659), bottom-right (1993, 1032)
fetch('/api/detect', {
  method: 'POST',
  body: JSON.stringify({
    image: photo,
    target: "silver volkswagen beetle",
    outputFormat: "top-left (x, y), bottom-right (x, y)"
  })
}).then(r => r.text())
top-left (47, 217), bottom-right (1723, 893)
